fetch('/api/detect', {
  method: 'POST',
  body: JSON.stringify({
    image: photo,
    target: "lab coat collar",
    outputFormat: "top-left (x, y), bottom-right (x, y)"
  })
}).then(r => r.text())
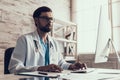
top-left (32, 30), bottom-right (54, 46)
top-left (32, 30), bottom-right (55, 55)
top-left (32, 30), bottom-right (40, 42)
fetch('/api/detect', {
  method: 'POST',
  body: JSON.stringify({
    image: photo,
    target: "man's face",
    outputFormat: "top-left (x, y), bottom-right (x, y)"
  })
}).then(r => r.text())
top-left (35, 12), bottom-right (53, 32)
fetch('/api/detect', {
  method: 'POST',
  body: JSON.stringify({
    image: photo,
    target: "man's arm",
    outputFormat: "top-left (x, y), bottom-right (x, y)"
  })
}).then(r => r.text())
top-left (53, 39), bottom-right (87, 70)
top-left (8, 36), bottom-right (38, 74)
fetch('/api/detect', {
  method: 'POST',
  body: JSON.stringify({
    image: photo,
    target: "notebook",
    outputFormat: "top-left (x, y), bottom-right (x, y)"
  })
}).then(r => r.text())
top-left (16, 71), bottom-right (60, 78)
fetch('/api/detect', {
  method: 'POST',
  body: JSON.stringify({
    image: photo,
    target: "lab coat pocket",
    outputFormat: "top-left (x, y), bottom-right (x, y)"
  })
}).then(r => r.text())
top-left (51, 55), bottom-right (58, 65)
top-left (49, 48), bottom-right (58, 65)
top-left (49, 48), bottom-right (58, 64)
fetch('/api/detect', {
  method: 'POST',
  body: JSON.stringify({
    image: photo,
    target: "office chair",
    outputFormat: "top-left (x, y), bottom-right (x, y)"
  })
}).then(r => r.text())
top-left (4, 47), bottom-right (14, 74)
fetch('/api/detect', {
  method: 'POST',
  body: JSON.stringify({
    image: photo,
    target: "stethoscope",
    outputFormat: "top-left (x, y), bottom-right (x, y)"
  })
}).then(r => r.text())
top-left (33, 40), bottom-right (54, 52)
top-left (33, 40), bottom-right (39, 52)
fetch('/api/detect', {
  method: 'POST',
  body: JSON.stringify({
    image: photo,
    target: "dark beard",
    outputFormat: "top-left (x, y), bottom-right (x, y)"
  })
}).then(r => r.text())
top-left (38, 23), bottom-right (52, 32)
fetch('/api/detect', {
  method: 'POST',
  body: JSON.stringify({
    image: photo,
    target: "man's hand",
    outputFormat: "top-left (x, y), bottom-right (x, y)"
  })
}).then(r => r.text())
top-left (68, 62), bottom-right (87, 70)
top-left (37, 64), bottom-right (63, 72)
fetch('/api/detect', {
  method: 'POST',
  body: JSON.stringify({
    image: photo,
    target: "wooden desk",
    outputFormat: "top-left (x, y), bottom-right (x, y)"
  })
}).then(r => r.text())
top-left (1, 68), bottom-right (120, 80)
top-left (0, 74), bottom-right (31, 80)
top-left (1, 74), bottom-right (58, 80)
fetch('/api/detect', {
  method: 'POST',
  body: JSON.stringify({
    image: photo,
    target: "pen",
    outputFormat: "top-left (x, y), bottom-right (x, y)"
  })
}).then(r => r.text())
top-left (38, 71), bottom-right (48, 75)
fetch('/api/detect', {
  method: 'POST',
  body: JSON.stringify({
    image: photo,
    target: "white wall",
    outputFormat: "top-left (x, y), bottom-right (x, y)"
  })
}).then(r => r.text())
top-left (72, 0), bottom-right (105, 53)
top-left (112, 0), bottom-right (120, 52)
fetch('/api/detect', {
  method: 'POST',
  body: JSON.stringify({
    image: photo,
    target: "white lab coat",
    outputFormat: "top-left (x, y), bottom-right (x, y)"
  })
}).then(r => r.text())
top-left (9, 30), bottom-right (70, 73)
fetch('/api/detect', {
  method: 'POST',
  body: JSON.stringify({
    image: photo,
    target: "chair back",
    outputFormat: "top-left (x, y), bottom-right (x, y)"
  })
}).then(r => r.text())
top-left (4, 47), bottom-right (14, 74)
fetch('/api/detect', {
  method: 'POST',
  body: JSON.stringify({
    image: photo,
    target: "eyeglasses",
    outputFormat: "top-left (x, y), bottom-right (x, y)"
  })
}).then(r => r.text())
top-left (38, 16), bottom-right (54, 23)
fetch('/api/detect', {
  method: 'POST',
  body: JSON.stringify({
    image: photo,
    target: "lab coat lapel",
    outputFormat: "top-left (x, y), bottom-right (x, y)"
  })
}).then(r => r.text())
top-left (48, 36), bottom-right (57, 63)
top-left (48, 35), bottom-right (54, 54)
top-left (32, 31), bottom-right (44, 57)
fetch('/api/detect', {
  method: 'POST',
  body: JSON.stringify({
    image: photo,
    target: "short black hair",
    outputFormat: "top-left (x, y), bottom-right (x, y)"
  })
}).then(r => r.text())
top-left (33, 6), bottom-right (52, 18)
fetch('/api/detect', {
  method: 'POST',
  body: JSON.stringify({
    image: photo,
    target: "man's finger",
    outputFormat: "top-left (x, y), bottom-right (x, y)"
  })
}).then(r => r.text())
top-left (54, 65), bottom-right (63, 71)
top-left (82, 63), bottom-right (87, 69)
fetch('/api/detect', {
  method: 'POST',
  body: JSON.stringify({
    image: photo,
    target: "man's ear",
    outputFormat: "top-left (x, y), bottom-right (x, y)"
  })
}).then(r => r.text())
top-left (34, 18), bottom-right (39, 23)
top-left (34, 18), bottom-right (39, 27)
top-left (34, 18), bottom-right (39, 25)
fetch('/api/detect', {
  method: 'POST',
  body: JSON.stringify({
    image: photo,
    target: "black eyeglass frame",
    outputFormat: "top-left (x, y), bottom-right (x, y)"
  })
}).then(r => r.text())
top-left (38, 16), bottom-right (54, 23)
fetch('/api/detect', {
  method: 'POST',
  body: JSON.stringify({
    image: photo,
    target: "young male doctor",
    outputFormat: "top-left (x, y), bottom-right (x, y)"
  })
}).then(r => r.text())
top-left (9, 6), bottom-right (87, 74)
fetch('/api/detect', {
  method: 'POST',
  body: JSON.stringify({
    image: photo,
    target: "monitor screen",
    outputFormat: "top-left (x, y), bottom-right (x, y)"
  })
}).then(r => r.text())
top-left (94, 5), bottom-right (111, 63)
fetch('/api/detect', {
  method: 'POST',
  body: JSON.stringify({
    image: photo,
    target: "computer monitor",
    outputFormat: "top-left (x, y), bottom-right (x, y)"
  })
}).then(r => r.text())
top-left (94, 5), bottom-right (111, 63)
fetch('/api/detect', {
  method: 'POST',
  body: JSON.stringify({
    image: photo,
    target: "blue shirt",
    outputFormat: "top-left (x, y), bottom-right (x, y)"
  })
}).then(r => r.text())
top-left (39, 37), bottom-right (49, 66)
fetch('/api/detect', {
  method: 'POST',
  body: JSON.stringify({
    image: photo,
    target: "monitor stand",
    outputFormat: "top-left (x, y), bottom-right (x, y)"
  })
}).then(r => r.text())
top-left (109, 38), bottom-right (120, 62)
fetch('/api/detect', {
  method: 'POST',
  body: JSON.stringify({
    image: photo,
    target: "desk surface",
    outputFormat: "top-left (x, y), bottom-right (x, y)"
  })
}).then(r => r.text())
top-left (1, 74), bottom-right (51, 80)
top-left (2, 68), bottom-right (120, 80)
top-left (1, 74), bottom-right (32, 80)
